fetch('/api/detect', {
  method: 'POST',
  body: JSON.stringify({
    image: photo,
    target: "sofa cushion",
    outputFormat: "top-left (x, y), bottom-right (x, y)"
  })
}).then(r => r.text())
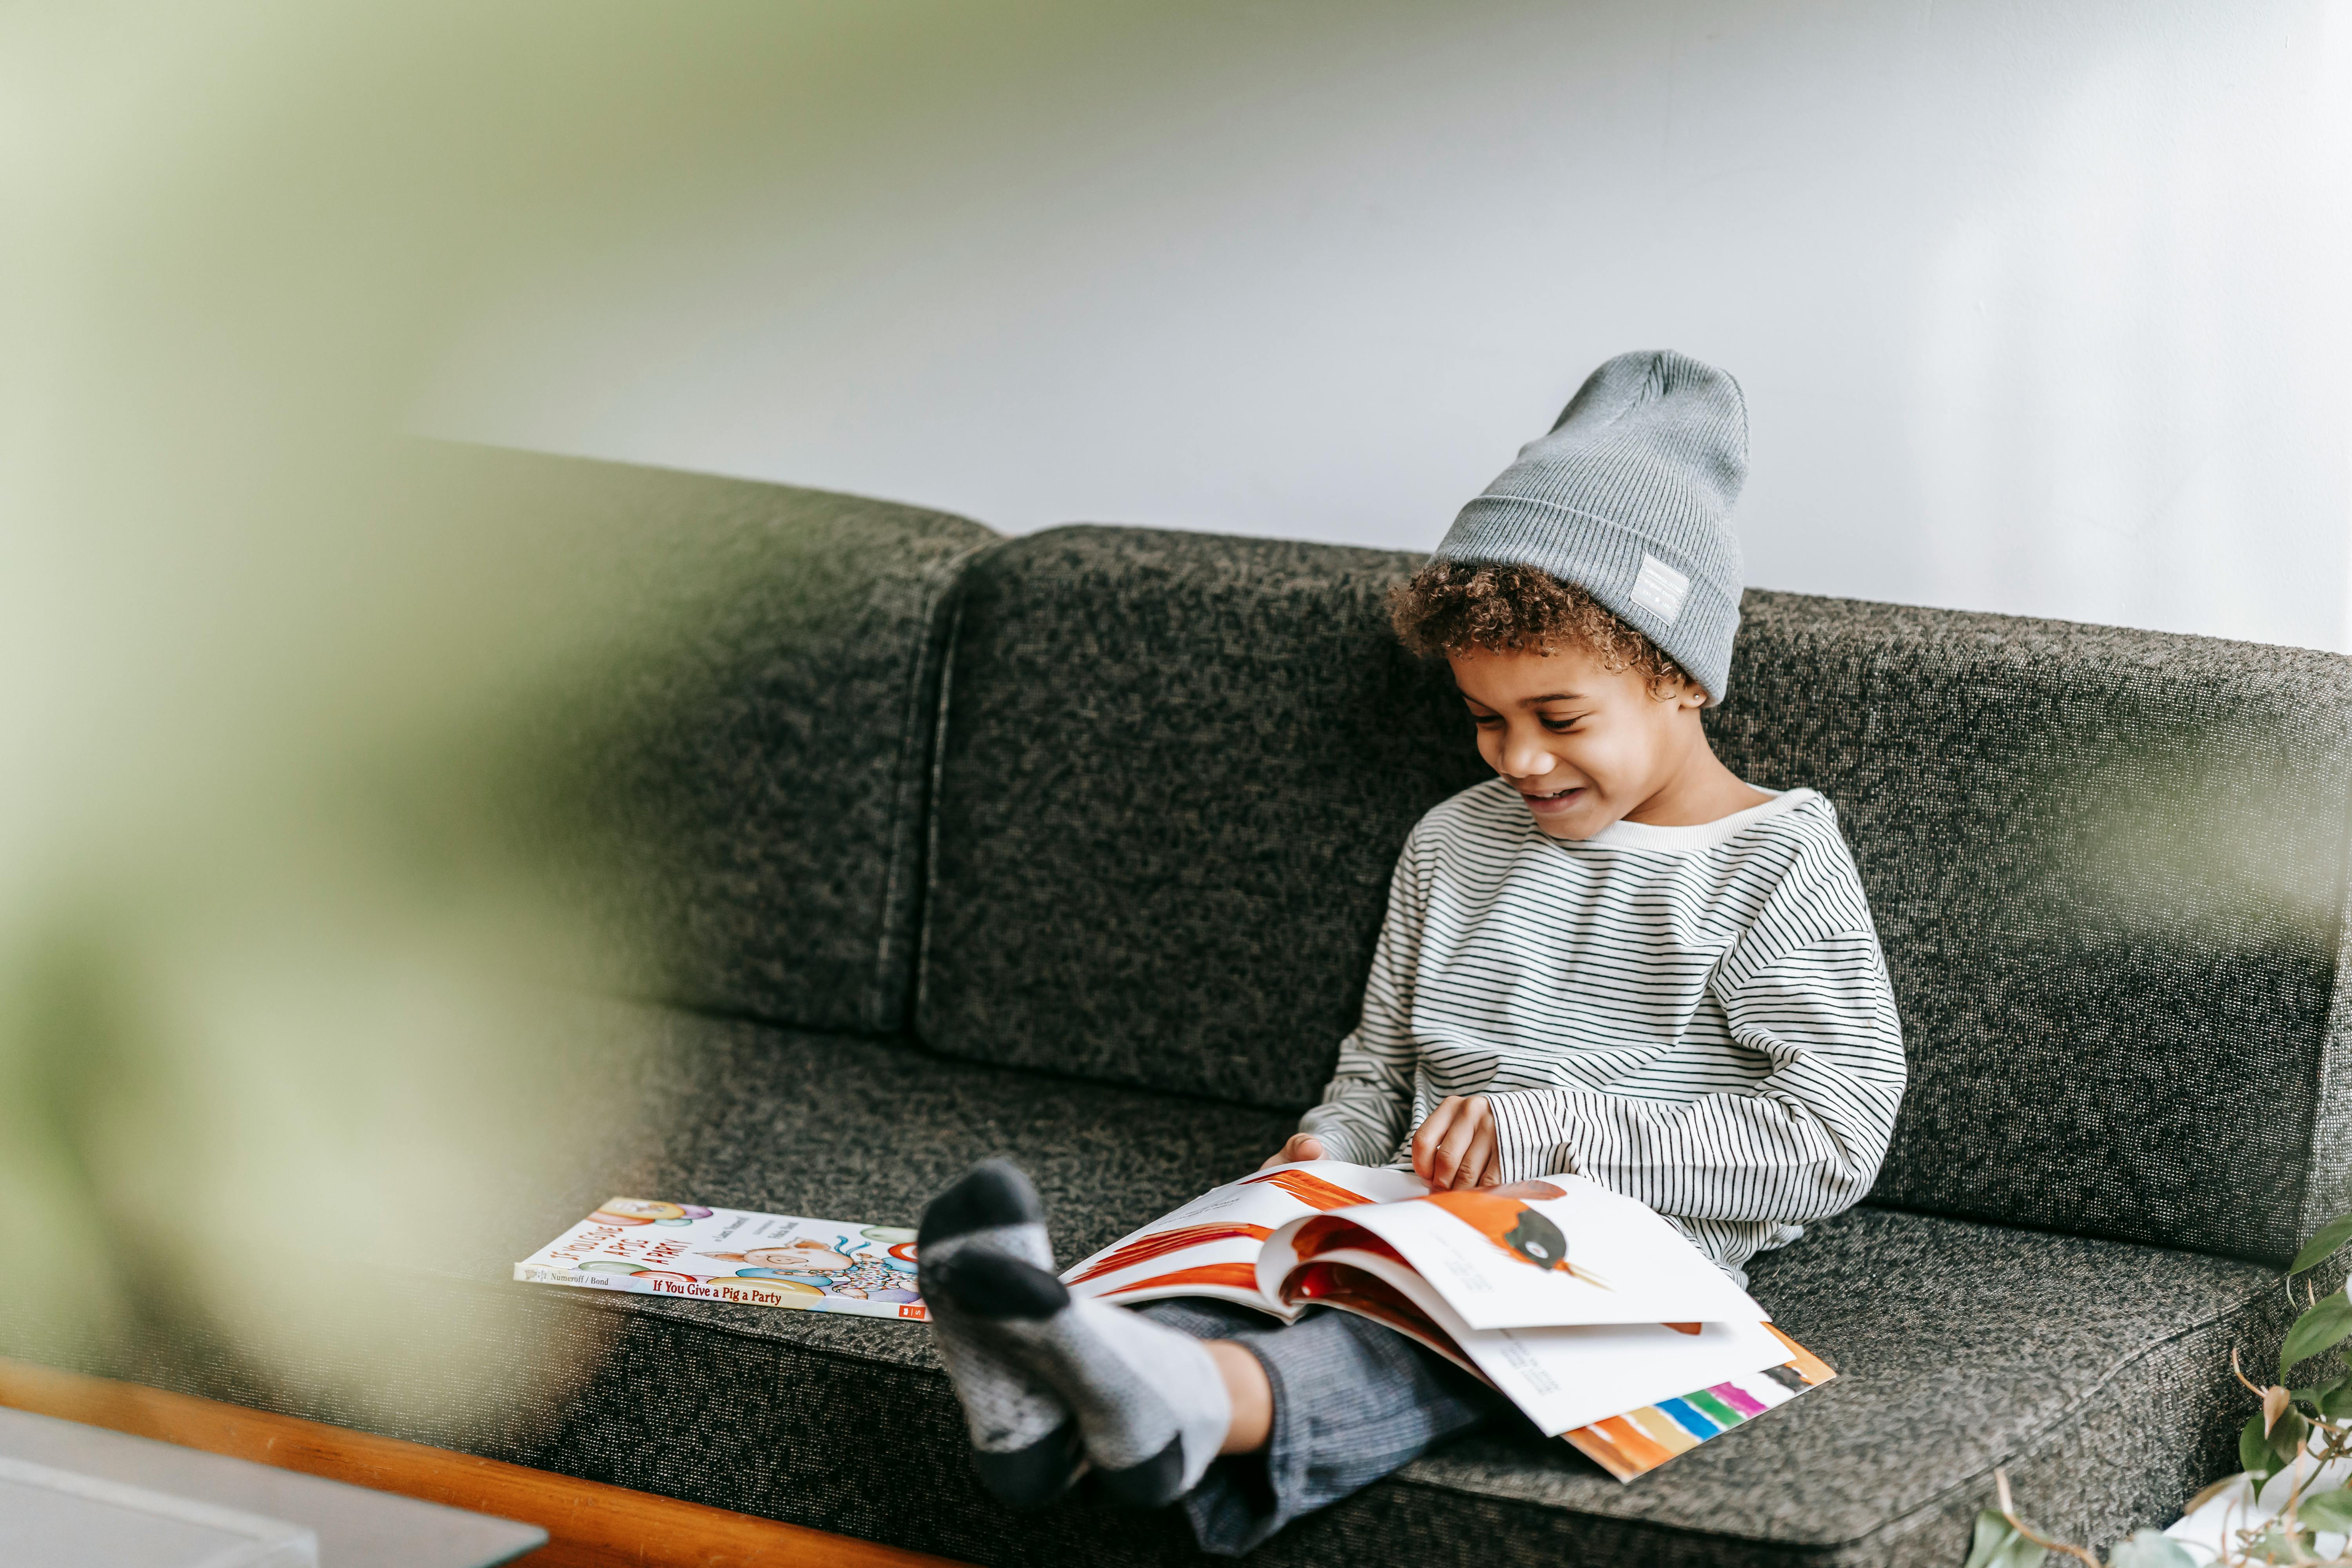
top-left (917, 527), bottom-right (1489, 1105)
top-left (426, 443), bottom-right (996, 1035)
top-left (1707, 593), bottom-right (2352, 1264)
top-left (60, 1001), bottom-right (2287, 1568)
top-left (919, 526), bottom-right (2352, 1263)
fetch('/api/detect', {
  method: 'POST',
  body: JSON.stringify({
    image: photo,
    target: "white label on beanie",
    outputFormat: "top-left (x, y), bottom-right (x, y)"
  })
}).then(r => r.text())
top-left (1630, 554), bottom-right (1691, 624)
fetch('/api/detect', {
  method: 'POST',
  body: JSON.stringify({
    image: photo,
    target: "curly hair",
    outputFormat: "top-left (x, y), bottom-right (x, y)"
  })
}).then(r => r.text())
top-left (1388, 559), bottom-right (1691, 699)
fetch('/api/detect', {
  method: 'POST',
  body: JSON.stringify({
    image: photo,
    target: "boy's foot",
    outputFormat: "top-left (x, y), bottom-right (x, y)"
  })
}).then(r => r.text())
top-left (917, 1161), bottom-right (1086, 1509)
top-left (932, 1246), bottom-right (1232, 1509)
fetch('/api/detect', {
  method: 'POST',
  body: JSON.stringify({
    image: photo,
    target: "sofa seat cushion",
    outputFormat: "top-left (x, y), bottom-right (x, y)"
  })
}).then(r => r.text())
top-left (1394, 1207), bottom-right (2279, 1567)
top-left (79, 1002), bottom-right (2281, 1568)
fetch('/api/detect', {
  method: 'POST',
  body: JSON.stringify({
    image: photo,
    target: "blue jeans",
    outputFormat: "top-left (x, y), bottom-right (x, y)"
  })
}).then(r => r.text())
top-left (1137, 1298), bottom-right (1505, 1556)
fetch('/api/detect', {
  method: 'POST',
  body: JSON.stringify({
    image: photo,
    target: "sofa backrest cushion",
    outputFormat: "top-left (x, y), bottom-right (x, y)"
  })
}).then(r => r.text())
top-left (1710, 592), bottom-right (2352, 1263)
top-left (920, 526), bottom-right (2352, 1264)
top-left (441, 444), bottom-right (993, 1036)
top-left (916, 527), bottom-right (1489, 1107)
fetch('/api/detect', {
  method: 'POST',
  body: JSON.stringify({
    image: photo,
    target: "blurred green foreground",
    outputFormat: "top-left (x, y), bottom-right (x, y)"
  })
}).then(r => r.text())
top-left (0, 0), bottom-right (1064, 1436)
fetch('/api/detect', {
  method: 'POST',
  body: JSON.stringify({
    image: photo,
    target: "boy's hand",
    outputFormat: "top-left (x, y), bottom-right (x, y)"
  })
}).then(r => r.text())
top-left (1412, 1096), bottom-right (1499, 1190)
top-left (1259, 1133), bottom-right (1326, 1170)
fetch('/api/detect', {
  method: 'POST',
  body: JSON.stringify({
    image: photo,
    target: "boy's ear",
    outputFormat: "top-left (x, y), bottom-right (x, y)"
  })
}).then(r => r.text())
top-left (1655, 673), bottom-right (1709, 709)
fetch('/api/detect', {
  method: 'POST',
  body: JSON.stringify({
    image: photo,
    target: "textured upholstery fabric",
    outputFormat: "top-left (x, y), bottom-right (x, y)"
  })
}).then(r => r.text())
top-left (428, 443), bottom-right (996, 1035)
top-left (69, 1001), bottom-right (2291, 1568)
top-left (1707, 593), bottom-right (2352, 1262)
top-left (919, 527), bottom-right (1490, 1105)
top-left (920, 526), bottom-right (2352, 1261)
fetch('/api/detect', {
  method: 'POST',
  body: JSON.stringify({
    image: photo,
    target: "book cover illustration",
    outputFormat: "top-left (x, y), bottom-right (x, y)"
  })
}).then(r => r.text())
top-left (515, 1198), bottom-right (926, 1321)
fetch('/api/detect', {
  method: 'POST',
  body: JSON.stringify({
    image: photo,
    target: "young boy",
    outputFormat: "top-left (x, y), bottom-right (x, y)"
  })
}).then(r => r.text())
top-left (916, 350), bottom-right (1907, 1555)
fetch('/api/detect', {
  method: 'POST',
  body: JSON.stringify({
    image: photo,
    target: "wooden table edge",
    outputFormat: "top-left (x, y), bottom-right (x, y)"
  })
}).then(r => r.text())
top-left (0, 1357), bottom-right (971, 1568)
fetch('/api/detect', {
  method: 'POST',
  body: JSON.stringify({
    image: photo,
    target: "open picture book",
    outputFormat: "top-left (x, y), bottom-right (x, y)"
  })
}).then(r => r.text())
top-left (1061, 1161), bottom-right (1834, 1480)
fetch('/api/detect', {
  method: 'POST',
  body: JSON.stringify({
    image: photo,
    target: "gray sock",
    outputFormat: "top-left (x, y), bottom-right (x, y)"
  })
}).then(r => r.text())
top-left (936, 1247), bottom-right (1234, 1509)
top-left (916, 1162), bottom-right (1085, 1509)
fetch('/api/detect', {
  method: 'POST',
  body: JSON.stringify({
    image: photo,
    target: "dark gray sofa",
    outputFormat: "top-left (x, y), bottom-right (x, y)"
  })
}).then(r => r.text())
top-left (40, 446), bottom-right (2352, 1566)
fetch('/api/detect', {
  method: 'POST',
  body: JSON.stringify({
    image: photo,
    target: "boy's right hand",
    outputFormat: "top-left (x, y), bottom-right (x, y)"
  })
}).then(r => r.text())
top-left (1411, 1094), bottom-right (1499, 1190)
top-left (1259, 1133), bottom-right (1326, 1170)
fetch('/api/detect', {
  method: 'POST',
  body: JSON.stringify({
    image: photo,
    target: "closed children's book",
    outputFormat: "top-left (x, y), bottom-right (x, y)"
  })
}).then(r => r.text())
top-left (1063, 1161), bottom-right (1835, 1477)
top-left (515, 1198), bottom-right (926, 1321)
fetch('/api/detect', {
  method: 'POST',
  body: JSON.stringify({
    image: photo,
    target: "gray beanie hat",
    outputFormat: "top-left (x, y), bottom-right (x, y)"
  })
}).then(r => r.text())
top-left (1435, 350), bottom-right (1748, 704)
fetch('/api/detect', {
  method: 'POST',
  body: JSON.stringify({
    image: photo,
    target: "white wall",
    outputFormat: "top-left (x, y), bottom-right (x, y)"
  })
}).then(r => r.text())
top-left (421, 0), bottom-right (2352, 650)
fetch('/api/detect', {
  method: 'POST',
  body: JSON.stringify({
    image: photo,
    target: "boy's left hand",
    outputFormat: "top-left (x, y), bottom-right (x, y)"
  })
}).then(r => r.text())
top-left (1412, 1095), bottom-right (1499, 1190)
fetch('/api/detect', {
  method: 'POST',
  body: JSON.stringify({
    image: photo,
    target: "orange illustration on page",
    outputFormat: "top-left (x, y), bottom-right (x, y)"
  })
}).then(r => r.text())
top-left (1414, 1181), bottom-right (1615, 1291)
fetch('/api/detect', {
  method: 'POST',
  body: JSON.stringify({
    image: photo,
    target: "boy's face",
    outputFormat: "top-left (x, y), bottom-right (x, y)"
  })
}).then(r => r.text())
top-left (1446, 642), bottom-right (1707, 840)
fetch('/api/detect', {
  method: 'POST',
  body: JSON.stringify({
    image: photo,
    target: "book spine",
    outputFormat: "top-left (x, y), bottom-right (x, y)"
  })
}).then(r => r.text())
top-left (512, 1265), bottom-right (929, 1322)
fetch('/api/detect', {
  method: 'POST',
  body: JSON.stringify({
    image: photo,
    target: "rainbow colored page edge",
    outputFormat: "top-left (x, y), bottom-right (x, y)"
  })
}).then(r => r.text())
top-left (1563, 1326), bottom-right (1836, 1482)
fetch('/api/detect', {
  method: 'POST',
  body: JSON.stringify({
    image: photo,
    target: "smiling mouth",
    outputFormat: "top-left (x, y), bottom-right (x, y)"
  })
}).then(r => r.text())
top-left (1517, 785), bottom-right (1583, 812)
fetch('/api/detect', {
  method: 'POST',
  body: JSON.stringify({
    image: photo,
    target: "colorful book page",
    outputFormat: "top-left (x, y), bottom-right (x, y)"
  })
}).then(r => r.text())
top-left (1562, 1325), bottom-right (1837, 1481)
top-left (1062, 1162), bottom-right (1427, 1314)
top-left (1306, 1174), bottom-right (1768, 1330)
top-left (1277, 1250), bottom-right (1788, 1437)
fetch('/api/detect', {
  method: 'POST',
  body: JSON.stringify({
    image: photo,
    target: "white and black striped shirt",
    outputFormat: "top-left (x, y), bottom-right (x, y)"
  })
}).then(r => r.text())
top-left (1300, 777), bottom-right (1906, 1282)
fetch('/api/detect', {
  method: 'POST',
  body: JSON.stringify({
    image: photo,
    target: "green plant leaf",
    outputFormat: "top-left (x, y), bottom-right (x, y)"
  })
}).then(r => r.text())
top-left (1963, 1509), bottom-right (2046, 1568)
top-left (2105, 1530), bottom-right (2196, 1568)
top-left (2280, 1291), bottom-right (2352, 1378)
top-left (2298, 1488), bottom-right (2352, 1533)
top-left (2322, 1378), bottom-right (2352, 1421)
top-left (2270, 1408), bottom-right (2312, 1464)
top-left (2292, 1212), bottom-right (2352, 1275)
top-left (2239, 1522), bottom-right (2314, 1563)
top-left (2243, 1413), bottom-right (2281, 1479)
top-left (2292, 1375), bottom-right (2343, 1407)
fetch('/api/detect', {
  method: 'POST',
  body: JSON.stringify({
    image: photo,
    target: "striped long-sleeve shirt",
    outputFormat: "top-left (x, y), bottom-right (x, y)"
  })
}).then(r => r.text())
top-left (1299, 777), bottom-right (1906, 1283)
